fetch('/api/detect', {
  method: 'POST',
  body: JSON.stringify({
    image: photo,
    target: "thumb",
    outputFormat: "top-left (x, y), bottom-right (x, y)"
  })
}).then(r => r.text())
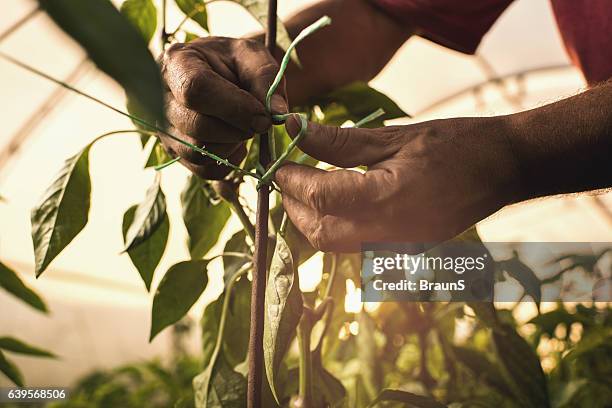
top-left (285, 114), bottom-right (399, 168)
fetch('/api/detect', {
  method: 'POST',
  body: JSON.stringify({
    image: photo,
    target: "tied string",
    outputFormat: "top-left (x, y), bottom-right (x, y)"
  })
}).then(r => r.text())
top-left (257, 16), bottom-right (387, 188)
top-left (256, 16), bottom-right (333, 188)
top-left (1, 13), bottom-right (385, 189)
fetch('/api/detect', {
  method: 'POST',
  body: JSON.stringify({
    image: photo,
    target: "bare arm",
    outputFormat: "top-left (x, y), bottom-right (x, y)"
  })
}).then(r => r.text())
top-left (508, 80), bottom-right (612, 200)
top-left (264, 0), bottom-right (412, 105)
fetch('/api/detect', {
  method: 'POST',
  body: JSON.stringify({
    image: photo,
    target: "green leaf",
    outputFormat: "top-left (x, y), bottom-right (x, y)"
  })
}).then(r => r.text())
top-left (222, 230), bottom-right (250, 286)
top-left (357, 311), bottom-right (382, 402)
top-left (193, 355), bottom-right (247, 408)
top-left (120, 0), bottom-right (157, 44)
top-left (229, 0), bottom-right (298, 64)
top-left (127, 95), bottom-right (158, 138)
top-left (144, 139), bottom-right (172, 168)
top-left (452, 345), bottom-right (514, 399)
top-left (563, 327), bottom-right (612, 363)
top-left (122, 204), bottom-right (169, 291)
top-left (264, 234), bottom-right (303, 403)
top-left (0, 350), bottom-right (23, 387)
top-left (0, 262), bottom-right (47, 313)
top-left (368, 389), bottom-right (446, 408)
top-left (201, 295), bottom-right (222, 367)
top-left (493, 324), bottom-right (550, 408)
top-left (150, 260), bottom-right (209, 340)
top-left (467, 302), bottom-right (499, 328)
top-left (175, 0), bottom-right (208, 31)
top-left (528, 307), bottom-right (582, 338)
top-left (222, 277), bottom-right (251, 367)
top-left (195, 270), bottom-right (249, 408)
top-left (31, 145), bottom-right (91, 277)
top-left (313, 82), bottom-right (409, 127)
top-left (40, 0), bottom-right (165, 127)
top-left (124, 173), bottom-right (166, 252)
top-left (0, 337), bottom-right (56, 358)
top-left (181, 175), bottom-right (231, 259)
top-left (499, 254), bottom-right (541, 304)
top-left (200, 277), bottom-right (252, 369)
top-left (203, 277), bottom-right (252, 373)
top-left (184, 31), bottom-right (199, 42)
top-left (312, 351), bottom-right (346, 408)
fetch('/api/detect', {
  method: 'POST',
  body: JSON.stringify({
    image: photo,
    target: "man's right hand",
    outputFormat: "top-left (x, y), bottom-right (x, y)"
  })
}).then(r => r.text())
top-left (159, 37), bottom-right (288, 179)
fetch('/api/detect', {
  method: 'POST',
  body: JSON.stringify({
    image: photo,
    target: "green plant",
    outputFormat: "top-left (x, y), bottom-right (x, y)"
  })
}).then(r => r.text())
top-left (1, 1), bottom-right (609, 407)
top-left (0, 240), bottom-right (56, 385)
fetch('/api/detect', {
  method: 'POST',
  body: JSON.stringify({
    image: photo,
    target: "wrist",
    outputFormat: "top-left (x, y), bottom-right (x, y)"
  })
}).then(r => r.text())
top-left (504, 82), bottom-right (612, 200)
top-left (465, 115), bottom-right (525, 209)
top-left (496, 113), bottom-right (533, 204)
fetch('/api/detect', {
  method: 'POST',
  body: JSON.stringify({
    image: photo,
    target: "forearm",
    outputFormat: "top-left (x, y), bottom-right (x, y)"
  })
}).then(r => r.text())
top-left (507, 80), bottom-right (612, 201)
top-left (252, 0), bottom-right (411, 106)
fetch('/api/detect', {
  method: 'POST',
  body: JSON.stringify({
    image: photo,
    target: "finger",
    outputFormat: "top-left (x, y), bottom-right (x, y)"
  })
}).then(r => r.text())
top-left (182, 143), bottom-right (247, 180)
top-left (231, 39), bottom-right (288, 115)
top-left (159, 126), bottom-right (244, 166)
top-left (285, 115), bottom-right (401, 167)
top-left (282, 194), bottom-right (382, 253)
top-left (276, 162), bottom-right (390, 216)
top-left (163, 44), bottom-right (271, 133)
top-left (166, 97), bottom-right (249, 143)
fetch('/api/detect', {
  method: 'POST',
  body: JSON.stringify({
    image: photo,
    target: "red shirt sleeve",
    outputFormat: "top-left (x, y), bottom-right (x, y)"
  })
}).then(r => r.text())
top-left (372, 0), bottom-right (514, 54)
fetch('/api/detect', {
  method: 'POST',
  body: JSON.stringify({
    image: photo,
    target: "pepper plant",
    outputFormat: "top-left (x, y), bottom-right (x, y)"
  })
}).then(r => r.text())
top-left (1, 1), bottom-right (610, 408)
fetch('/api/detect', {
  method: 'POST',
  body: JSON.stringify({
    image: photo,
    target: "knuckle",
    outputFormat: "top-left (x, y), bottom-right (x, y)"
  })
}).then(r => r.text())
top-left (309, 217), bottom-right (334, 252)
top-left (178, 73), bottom-right (200, 108)
top-left (328, 126), bottom-right (349, 152)
top-left (255, 62), bottom-right (280, 81)
top-left (238, 38), bottom-right (264, 52)
top-left (304, 183), bottom-right (326, 212)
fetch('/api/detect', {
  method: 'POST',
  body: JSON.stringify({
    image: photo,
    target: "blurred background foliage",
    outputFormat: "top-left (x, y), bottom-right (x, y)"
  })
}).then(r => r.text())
top-left (0, 1), bottom-right (610, 407)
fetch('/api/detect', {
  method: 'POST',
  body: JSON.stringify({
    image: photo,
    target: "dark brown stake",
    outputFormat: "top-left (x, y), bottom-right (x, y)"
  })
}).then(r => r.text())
top-left (247, 1), bottom-right (277, 407)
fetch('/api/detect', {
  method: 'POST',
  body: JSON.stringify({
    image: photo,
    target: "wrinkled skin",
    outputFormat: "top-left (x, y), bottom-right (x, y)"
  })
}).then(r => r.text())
top-left (275, 115), bottom-right (521, 252)
top-left (158, 37), bottom-right (520, 253)
top-left (159, 36), bottom-right (288, 179)
top-left (158, 4), bottom-right (612, 253)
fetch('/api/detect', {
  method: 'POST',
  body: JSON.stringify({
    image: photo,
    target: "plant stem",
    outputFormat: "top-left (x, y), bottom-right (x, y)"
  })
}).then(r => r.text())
top-left (169, 0), bottom-right (221, 39)
top-left (268, 127), bottom-right (276, 162)
top-left (209, 264), bottom-right (251, 372)
top-left (260, 114), bottom-right (307, 183)
top-left (230, 198), bottom-right (256, 243)
top-left (212, 180), bottom-right (256, 243)
top-left (0, 6), bottom-right (40, 43)
top-left (247, 1), bottom-right (277, 407)
top-left (297, 308), bottom-right (314, 408)
top-left (324, 253), bottom-right (339, 300)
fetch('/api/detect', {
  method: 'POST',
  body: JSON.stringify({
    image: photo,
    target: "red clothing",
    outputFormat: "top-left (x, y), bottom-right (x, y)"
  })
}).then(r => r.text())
top-left (373, 0), bottom-right (612, 85)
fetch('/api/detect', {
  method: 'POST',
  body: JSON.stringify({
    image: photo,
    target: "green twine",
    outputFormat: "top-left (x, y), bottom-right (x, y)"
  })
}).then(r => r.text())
top-left (154, 155), bottom-right (181, 171)
top-left (0, 50), bottom-right (262, 182)
top-left (261, 114), bottom-right (308, 182)
top-left (353, 108), bottom-right (385, 128)
top-left (265, 16), bottom-right (332, 113)
top-left (256, 16), bottom-right (332, 187)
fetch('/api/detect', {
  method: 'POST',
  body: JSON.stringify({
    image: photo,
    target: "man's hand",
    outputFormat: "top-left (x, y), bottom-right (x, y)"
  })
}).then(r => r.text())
top-left (275, 115), bottom-right (521, 252)
top-left (160, 37), bottom-right (288, 179)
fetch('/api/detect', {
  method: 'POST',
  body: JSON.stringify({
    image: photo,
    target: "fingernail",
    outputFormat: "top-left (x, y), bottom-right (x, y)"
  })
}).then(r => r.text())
top-left (251, 114), bottom-right (271, 133)
top-left (270, 94), bottom-right (288, 114)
